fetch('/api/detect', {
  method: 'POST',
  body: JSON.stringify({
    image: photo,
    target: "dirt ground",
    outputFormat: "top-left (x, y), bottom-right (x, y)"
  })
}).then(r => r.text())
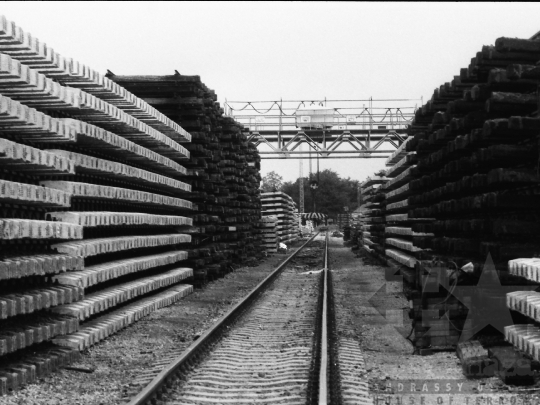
top-left (329, 234), bottom-right (540, 405)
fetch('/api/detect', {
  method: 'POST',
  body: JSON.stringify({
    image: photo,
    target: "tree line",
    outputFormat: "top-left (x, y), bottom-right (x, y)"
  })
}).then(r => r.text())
top-left (261, 169), bottom-right (359, 219)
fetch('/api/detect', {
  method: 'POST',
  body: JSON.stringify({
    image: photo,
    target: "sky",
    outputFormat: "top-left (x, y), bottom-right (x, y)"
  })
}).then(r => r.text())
top-left (2, 2), bottom-right (540, 183)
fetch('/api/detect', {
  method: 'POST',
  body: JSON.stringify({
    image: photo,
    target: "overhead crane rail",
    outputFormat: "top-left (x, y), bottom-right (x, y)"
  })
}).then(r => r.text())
top-left (225, 97), bottom-right (421, 159)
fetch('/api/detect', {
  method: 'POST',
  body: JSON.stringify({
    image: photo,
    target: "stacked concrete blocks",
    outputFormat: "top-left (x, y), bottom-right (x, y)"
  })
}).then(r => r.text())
top-left (0, 15), bottom-right (197, 394)
top-left (382, 138), bottom-right (433, 282)
top-left (260, 216), bottom-right (279, 253)
top-left (261, 191), bottom-right (299, 245)
top-left (358, 176), bottom-right (388, 256)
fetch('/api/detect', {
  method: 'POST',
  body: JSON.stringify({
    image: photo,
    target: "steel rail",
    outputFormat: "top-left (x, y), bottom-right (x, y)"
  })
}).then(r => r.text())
top-left (127, 232), bottom-right (321, 405)
top-left (318, 231), bottom-right (330, 404)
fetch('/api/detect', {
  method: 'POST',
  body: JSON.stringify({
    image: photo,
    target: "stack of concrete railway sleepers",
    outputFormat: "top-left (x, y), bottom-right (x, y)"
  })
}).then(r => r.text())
top-left (358, 175), bottom-right (388, 257)
top-left (505, 258), bottom-right (540, 362)
top-left (383, 138), bottom-right (433, 285)
top-left (106, 73), bottom-right (263, 284)
top-left (505, 261), bottom-right (540, 365)
top-left (0, 15), bottom-right (198, 394)
top-left (289, 208), bottom-right (297, 237)
top-left (402, 34), bottom-right (540, 352)
top-left (288, 206), bottom-right (300, 244)
top-left (260, 216), bottom-right (279, 253)
top-left (261, 192), bottom-right (299, 245)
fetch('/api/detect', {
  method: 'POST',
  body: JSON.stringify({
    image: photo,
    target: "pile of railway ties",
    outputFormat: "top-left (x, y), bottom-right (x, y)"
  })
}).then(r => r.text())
top-left (0, 15), bottom-right (269, 395)
top-left (349, 32), bottom-right (540, 382)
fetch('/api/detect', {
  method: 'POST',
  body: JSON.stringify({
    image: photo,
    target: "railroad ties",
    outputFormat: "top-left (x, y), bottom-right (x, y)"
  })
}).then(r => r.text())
top-left (383, 138), bottom-right (433, 286)
top-left (260, 216), bottom-right (279, 253)
top-left (358, 175), bottom-right (388, 256)
top-left (354, 34), bottom-right (540, 354)
top-left (0, 15), bottom-right (261, 395)
top-left (261, 191), bottom-right (300, 251)
top-left (105, 73), bottom-right (263, 285)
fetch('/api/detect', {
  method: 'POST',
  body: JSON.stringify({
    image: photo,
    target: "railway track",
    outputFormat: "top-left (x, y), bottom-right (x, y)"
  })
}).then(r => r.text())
top-left (122, 232), bottom-right (329, 404)
top-left (125, 232), bottom-right (372, 405)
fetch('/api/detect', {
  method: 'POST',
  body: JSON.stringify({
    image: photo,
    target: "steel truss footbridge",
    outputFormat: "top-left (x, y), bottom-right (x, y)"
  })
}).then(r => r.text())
top-left (224, 97), bottom-right (421, 159)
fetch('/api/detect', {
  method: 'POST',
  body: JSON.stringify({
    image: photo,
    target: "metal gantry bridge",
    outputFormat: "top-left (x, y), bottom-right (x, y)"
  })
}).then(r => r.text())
top-left (224, 97), bottom-right (420, 159)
